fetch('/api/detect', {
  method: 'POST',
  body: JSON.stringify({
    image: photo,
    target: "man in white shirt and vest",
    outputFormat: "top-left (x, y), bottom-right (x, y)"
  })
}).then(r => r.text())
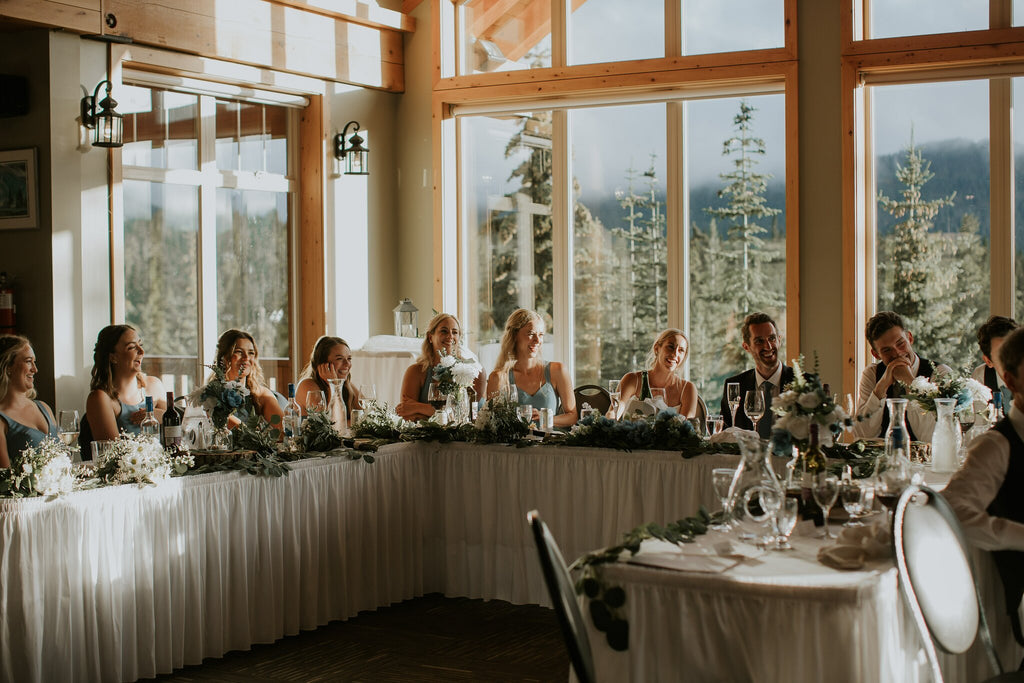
top-left (852, 310), bottom-right (951, 443)
top-left (946, 325), bottom-right (1024, 646)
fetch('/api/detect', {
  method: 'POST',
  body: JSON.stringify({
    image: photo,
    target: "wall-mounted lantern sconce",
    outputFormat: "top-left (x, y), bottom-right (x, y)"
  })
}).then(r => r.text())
top-left (333, 120), bottom-right (368, 175)
top-left (80, 79), bottom-right (123, 148)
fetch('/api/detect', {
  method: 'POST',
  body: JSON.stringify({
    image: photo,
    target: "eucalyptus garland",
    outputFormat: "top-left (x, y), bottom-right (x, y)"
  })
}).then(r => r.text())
top-left (561, 410), bottom-right (703, 454)
top-left (569, 507), bottom-right (712, 651)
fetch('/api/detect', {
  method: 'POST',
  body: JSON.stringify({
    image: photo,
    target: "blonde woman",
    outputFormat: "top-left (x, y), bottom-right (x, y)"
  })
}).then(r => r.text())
top-left (85, 324), bottom-right (167, 443)
top-left (486, 309), bottom-right (577, 427)
top-left (613, 328), bottom-right (698, 419)
top-left (296, 335), bottom-right (361, 418)
top-left (396, 313), bottom-right (484, 421)
top-left (0, 335), bottom-right (58, 468)
top-left (212, 329), bottom-right (284, 427)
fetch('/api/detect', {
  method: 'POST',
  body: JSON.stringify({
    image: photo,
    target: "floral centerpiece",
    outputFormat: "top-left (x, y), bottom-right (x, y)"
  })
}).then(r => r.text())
top-left (94, 433), bottom-right (193, 487)
top-left (433, 350), bottom-right (482, 423)
top-left (473, 394), bottom-right (531, 444)
top-left (189, 363), bottom-right (252, 430)
top-left (904, 373), bottom-right (991, 413)
top-left (0, 437), bottom-right (75, 498)
top-left (771, 357), bottom-right (851, 446)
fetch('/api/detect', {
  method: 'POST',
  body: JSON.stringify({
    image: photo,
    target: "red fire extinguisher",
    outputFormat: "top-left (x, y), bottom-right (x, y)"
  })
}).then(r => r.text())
top-left (0, 272), bottom-right (15, 335)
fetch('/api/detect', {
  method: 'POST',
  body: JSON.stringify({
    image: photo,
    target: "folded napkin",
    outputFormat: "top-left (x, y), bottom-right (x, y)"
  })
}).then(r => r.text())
top-left (622, 396), bottom-right (672, 417)
top-left (709, 426), bottom-right (758, 445)
top-left (817, 520), bottom-right (892, 570)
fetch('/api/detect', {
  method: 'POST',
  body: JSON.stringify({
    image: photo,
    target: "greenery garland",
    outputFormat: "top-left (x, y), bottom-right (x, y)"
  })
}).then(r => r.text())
top-left (561, 410), bottom-right (703, 453)
top-left (569, 507), bottom-right (712, 651)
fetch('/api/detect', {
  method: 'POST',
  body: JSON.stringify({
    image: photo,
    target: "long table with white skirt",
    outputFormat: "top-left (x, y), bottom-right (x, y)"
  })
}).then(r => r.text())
top-left (1, 441), bottom-right (1018, 683)
top-left (0, 442), bottom-right (728, 683)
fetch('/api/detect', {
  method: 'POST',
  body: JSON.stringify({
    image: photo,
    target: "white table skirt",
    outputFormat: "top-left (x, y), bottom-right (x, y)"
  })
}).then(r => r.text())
top-left (1, 442), bottom-right (1019, 683)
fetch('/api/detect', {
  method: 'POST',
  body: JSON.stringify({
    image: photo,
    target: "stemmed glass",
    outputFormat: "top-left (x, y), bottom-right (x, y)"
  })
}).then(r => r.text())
top-left (58, 410), bottom-right (80, 447)
top-left (305, 390), bottom-right (327, 415)
top-left (359, 383), bottom-right (377, 410)
top-left (710, 467), bottom-right (737, 531)
top-left (727, 383), bottom-right (741, 427)
top-left (651, 387), bottom-right (667, 405)
top-left (812, 474), bottom-right (839, 539)
top-left (773, 497), bottom-right (799, 550)
top-left (744, 390), bottom-right (765, 433)
top-left (427, 383), bottom-right (446, 413)
top-left (876, 460), bottom-right (911, 526)
top-left (840, 479), bottom-right (873, 527)
top-left (608, 380), bottom-right (621, 418)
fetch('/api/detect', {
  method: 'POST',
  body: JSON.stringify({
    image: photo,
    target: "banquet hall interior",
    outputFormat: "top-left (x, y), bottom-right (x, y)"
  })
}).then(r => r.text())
top-left (3, 0), bottom-right (1024, 681)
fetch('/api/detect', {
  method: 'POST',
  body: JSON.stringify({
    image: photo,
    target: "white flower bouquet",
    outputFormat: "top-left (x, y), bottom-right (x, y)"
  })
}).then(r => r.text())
top-left (904, 373), bottom-right (991, 413)
top-left (95, 433), bottom-right (194, 487)
top-left (771, 356), bottom-right (851, 446)
top-left (432, 350), bottom-right (482, 397)
top-left (0, 437), bottom-right (75, 498)
top-left (188, 363), bottom-right (252, 429)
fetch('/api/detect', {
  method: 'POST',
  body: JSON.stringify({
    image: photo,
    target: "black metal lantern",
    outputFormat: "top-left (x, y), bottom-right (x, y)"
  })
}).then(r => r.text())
top-left (81, 79), bottom-right (123, 148)
top-left (333, 120), bottom-right (369, 175)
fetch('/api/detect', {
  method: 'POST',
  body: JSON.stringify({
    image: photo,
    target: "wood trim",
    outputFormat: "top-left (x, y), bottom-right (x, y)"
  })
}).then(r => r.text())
top-left (843, 25), bottom-right (1024, 58)
top-left (269, 0), bottom-right (416, 33)
top-left (841, 58), bottom-right (865, 402)
top-left (783, 61), bottom-right (799, 362)
top-left (990, 77), bottom-right (1014, 316)
top-left (0, 0), bottom-right (100, 34)
top-left (402, 0), bottom-right (423, 15)
top-left (103, 0), bottom-right (405, 92)
top-left (298, 94), bottom-right (327, 359)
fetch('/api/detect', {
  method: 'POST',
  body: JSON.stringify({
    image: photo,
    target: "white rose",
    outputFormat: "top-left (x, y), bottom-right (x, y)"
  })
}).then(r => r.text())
top-left (439, 354), bottom-right (457, 368)
top-left (787, 414), bottom-right (810, 441)
top-left (777, 391), bottom-right (798, 409)
top-left (797, 392), bottom-right (822, 410)
top-left (910, 376), bottom-right (937, 394)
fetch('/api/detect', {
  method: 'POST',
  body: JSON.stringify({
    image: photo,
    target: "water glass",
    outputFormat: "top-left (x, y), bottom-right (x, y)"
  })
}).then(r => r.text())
top-left (58, 410), bottom-right (80, 448)
top-left (305, 390), bottom-right (327, 415)
top-left (359, 384), bottom-right (377, 410)
top-left (812, 474), bottom-right (839, 539)
top-left (744, 390), bottom-right (765, 432)
top-left (710, 467), bottom-right (737, 531)
top-left (840, 479), bottom-right (871, 527)
top-left (706, 414), bottom-right (723, 437)
top-left (774, 497), bottom-right (799, 551)
top-left (350, 409), bottom-right (365, 426)
top-left (651, 387), bottom-right (667, 404)
top-left (517, 404), bottom-right (533, 425)
top-left (608, 380), bottom-right (621, 417)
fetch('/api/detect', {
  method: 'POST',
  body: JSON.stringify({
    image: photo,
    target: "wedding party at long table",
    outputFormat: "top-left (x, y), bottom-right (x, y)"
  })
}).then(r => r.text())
top-left (3, 437), bottom-right (1020, 683)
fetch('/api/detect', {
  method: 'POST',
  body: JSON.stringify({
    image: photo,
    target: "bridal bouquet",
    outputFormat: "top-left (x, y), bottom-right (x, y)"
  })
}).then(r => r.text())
top-left (189, 364), bottom-right (252, 429)
top-left (904, 373), bottom-right (991, 413)
top-left (94, 432), bottom-right (193, 487)
top-left (0, 437), bottom-right (75, 498)
top-left (771, 357), bottom-right (851, 446)
top-left (432, 350), bottom-right (482, 396)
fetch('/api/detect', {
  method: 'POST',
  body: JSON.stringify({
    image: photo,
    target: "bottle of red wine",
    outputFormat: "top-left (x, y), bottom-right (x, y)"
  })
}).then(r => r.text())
top-left (162, 391), bottom-right (183, 449)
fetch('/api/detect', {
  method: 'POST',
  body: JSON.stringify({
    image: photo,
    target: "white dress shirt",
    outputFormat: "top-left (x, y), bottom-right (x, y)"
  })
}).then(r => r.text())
top-left (755, 363), bottom-right (784, 399)
top-left (944, 404), bottom-right (1024, 551)
top-left (852, 356), bottom-right (952, 441)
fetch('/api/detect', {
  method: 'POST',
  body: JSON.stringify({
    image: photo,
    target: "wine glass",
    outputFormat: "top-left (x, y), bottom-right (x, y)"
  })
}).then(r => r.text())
top-left (812, 474), bottom-right (839, 539)
top-left (876, 461), bottom-right (911, 526)
top-left (427, 383), bottom-right (447, 413)
top-left (705, 413), bottom-right (723, 438)
top-left (710, 467), bottom-right (737, 531)
top-left (651, 387), bottom-right (667, 405)
top-left (305, 390), bottom-right (326, 415)
top-left (58, 410), bottom-right (80, 447)
top-left (840, 479), bottom-right (868, 527)
top-left (744, 389), bottom-right (765, 433)
top-left (608, 380), bottom-right (621, 417)
top-left (517, 404), bottom-right (534, 425)
top-left (774, 497), bottom-right (799, 551)
top-left (727, 383), bottom-right (741, 426)
top-left (359, 383), bottom-right (377, 410)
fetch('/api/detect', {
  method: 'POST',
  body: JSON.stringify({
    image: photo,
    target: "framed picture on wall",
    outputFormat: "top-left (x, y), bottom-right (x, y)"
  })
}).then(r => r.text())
top-left (0, 148), bottom-right (38, 230)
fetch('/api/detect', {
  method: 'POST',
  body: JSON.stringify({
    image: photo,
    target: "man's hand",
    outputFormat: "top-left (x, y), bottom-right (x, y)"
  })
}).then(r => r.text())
top-left (873, 357), bottom-right (913, 399)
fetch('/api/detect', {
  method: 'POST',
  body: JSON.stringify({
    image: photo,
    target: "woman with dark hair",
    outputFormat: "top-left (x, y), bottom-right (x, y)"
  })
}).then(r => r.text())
top-left (396, 313), bottom-right (484, 421)
top-left (0, 335), bottom-right (58, 467)
top-left (85, 324), bottom-right (166, 444)
top-left (295, 335), bottom-right (361, 418)
top-left (212, 329), bottom-right (284, 426)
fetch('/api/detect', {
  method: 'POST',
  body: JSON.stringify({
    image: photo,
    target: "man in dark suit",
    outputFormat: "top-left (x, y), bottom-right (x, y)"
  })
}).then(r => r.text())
top-left (972, 315), bottom-right (1017, 409)
top-left (720, 312), bottom-right (793, 437)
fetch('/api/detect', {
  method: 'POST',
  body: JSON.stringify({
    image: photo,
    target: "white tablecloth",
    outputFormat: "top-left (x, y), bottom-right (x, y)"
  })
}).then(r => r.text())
top-left (1, 442), bottom-right (1019, 683)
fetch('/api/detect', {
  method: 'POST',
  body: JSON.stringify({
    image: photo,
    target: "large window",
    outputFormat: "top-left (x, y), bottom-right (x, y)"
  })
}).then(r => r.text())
top-left (121, 85), bottom-right (296, 396)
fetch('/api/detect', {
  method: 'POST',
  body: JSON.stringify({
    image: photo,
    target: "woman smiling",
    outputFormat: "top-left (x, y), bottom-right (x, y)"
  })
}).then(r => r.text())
top-left (212, 329), bottom-right (284, 427)
top-left (613, 328), bottom-right (697, 419)
top-left (0, 335), bottom-right (58, 468)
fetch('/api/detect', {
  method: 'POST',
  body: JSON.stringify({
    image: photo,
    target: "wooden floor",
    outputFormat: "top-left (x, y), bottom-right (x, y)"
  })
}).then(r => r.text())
top-left (145, 594), bottom-right (569, 683)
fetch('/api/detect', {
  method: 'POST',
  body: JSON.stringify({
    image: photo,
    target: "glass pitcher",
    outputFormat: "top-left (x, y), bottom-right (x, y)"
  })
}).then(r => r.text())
top-left (931, 398), bottom-right (960, 473)
top-left (326, 377), bottom-right (349, 437)
top-left (727, 432), bottom-right (784, 544)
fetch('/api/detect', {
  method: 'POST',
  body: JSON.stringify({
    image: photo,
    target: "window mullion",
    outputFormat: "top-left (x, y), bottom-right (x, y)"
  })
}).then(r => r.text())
top-left (666, 100), bottom-right (686, 366)
top-left (197, 95), bottom-right (219, 371)
top-left (552, 109), bottom-right (573, 379)
top-left (990, 77), bottom-right (1014, 315)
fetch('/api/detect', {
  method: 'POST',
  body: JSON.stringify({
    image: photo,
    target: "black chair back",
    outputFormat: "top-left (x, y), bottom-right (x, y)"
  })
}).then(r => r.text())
top-left (79, 414), bottom-right (93, 461)
top-left (893, 485), bottom-right (1007, 682)
top-left (574, 385), bottom-right (611, 416)
top-left (527, 510), bottom-right (595, 683)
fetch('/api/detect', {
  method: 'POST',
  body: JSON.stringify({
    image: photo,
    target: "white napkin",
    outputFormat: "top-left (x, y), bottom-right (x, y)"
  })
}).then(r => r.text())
top-left (817, 520), bottom-right (892, 570)
top-left (622, 397), bottom-right (671, 416)
top-left (709, 426), bottom-right (758, 444)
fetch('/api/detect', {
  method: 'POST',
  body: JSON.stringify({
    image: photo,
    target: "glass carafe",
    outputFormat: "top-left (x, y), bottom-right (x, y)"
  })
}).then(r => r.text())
top-left (931, 398), bottom-right (960, 473)
top-left (884, 398), bottom-right (909, 456)
top-left (727, 433), bottom-right (784, 543)
top-left (326, 378), bottom-right (349, 437)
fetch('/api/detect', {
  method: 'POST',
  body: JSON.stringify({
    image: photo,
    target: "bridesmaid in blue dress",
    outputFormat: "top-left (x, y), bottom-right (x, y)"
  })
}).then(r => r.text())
top-left (396, 313), bottom-right (485, 421)
top-left (209, 329), bottom-right (285, 427)
top-left (485, 309), bottom-right (577, 427)
top-left (84, 325), bottom-right (167, 450)
top-left (0, 335), bottom-right (58, 468)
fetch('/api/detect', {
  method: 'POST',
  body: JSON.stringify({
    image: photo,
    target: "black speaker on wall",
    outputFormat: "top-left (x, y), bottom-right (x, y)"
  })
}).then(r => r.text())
top-left (0, 75), bottom-right (29, 118)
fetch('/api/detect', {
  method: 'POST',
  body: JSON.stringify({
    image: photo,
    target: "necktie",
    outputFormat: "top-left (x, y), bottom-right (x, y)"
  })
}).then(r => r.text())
top-left (759, 381), bottom-right (774, 437)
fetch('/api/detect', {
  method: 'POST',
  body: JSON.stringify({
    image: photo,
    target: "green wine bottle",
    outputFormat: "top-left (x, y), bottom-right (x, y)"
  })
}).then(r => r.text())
top-left (639, 370), bottom-right (653, 400)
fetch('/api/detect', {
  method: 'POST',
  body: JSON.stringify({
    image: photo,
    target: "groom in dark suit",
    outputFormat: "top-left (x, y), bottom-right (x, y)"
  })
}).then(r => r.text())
top-left (720, 312), bottom-right (794, 437)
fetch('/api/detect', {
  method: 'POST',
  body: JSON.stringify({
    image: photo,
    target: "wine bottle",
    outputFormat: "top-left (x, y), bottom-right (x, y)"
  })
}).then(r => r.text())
top-left (284, 382), bottom-right (303, 442)
top-left (800, 423), bottom-right (827, 477)
top-left (161, 391), bottom-right (183, 449)
top-left (141, 396), bottom-right (159, 438)
top-left (639, 370), bottom-right (653, 400)
top-left (992, 391), bottom-right (1006, 422)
